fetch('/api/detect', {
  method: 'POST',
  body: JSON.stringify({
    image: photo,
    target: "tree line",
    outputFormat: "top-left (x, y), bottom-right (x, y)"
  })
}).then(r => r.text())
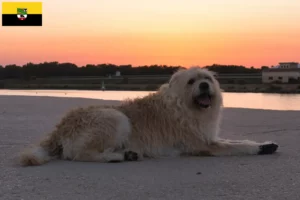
top-left (0, 62), bottom-right (265, 79)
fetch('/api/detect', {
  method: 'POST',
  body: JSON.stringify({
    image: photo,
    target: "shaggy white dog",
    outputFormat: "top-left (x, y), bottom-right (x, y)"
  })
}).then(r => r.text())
top-left (20, 67), bottom-right (278, 166)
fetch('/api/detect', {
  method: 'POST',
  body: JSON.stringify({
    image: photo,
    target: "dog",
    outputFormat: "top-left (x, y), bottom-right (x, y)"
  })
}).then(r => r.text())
top-left (19, 67), bottom-right (278, 166)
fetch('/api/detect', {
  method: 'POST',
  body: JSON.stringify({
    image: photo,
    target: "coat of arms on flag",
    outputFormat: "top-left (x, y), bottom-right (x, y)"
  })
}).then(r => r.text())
top-left (17, 8), bottom-right (27, 20)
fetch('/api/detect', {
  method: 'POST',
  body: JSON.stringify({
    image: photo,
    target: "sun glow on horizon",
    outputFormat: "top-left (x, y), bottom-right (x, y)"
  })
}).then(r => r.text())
top-left (1, 0), bottom-right (300, 68)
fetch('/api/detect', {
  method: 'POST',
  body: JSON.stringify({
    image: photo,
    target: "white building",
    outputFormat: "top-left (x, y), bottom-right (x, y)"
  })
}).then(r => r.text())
top-left (115, 71), bottom-right (121, 77)
top-left (278, 62), bottom-right (298, 69)
top-left (262, 62), bottom-right (300, 83)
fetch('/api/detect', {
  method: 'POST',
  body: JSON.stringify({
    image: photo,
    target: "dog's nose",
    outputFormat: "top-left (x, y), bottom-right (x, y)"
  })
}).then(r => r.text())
top-left (199, 82), bottom-right (209, 91)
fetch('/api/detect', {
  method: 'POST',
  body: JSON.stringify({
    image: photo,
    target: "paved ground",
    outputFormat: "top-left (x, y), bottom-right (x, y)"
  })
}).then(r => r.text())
top-left (1, 95), bottom-right (300, 200)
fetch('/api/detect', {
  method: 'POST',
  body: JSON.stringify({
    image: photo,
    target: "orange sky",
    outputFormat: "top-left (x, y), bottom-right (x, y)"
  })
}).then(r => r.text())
top-left (1, 0), bottom-right (300, 68)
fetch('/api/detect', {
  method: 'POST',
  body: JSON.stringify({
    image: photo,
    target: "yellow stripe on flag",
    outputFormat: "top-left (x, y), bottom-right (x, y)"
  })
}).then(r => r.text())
top-left (2, 2), bottom-right (42, 14)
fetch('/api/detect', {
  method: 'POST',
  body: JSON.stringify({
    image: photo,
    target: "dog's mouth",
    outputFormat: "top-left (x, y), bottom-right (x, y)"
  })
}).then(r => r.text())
top-left (194, 93), bottom-right (212, 108)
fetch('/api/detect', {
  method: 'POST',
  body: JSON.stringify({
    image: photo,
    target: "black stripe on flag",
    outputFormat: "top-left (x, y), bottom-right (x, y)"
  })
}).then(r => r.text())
top-left (2, 14), bottom-right (42, 26)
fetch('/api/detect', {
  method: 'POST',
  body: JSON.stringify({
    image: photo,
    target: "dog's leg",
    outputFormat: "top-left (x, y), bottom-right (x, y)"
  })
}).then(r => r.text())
top-left (205, 139), bottom-right (278, 156)
top-left (73, 148), bottom-right (140, 163)
top-left (73, 148), bottom-right (124, 162)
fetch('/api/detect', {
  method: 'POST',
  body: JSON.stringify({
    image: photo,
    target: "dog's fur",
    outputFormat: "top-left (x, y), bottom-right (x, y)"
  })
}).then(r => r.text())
top-left (19, 67), bottom-right (278, 166)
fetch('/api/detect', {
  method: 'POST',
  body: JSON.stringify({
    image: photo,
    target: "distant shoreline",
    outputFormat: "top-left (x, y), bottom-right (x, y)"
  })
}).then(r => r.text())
top-left (0, 83), bottom-right (300, 94)
top-left (1, 73), bottom-right (300, 94)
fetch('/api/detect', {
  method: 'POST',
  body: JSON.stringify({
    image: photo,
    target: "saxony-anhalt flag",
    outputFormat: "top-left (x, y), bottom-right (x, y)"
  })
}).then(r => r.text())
top-left (2, 2), bottom-right (42, 26)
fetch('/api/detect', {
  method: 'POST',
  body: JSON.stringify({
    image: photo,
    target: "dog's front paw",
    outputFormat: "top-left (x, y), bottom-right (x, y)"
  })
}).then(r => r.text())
top-left (258, 143), bottom-right (278, 155)
top-left (124, 151), bottom-right (138, 161)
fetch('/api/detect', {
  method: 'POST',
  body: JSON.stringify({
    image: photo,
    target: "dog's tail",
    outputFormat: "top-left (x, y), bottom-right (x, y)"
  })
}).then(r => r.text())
top-left (19, 130), bottom-right (62, 166)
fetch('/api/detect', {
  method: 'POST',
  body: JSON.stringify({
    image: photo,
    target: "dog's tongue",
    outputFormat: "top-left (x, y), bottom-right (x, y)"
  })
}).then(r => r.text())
top-left (198, 96), bottom-right (211, 105)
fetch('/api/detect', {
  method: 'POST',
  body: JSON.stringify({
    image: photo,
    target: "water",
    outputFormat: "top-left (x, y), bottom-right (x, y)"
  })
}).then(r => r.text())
top-left (0, 89), bottom-right (300, 111)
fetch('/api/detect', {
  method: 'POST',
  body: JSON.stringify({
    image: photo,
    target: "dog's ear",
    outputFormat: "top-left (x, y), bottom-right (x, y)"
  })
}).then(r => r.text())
top-left (169, 68), bottom-right (185, 85)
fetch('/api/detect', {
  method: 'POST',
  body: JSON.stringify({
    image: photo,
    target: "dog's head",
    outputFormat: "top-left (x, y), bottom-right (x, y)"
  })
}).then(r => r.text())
top-left (165, 67), bottom-right (223, 110)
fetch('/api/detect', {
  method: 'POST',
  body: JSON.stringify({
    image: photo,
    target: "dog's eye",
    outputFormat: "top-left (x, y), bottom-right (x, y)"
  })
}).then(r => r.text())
top-left (204, 76), bottom-right (212, 81)
top-left (187, 78), bottom-right (195, 85)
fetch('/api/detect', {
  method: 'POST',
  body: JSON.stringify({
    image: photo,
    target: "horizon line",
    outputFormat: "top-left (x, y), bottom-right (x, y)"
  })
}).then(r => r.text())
top-left (0, 61), bottom-right (287, 69)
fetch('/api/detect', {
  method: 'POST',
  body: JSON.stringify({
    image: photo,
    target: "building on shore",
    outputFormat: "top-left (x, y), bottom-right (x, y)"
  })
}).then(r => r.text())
top-left (278, 62), bottom-right (299, 69)
top-left (262, 62), bottom-right (300, 83)
top-left (115, 71), bottom-right (121, 77)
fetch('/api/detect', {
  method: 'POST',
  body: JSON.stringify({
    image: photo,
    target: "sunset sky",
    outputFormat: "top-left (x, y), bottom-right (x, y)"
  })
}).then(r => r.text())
top-left (1, 0), bottom-right (300, 68)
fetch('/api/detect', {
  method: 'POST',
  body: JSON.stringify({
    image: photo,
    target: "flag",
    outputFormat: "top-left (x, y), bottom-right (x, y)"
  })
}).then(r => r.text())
top-left (2, 2), bottom-right (42, 26)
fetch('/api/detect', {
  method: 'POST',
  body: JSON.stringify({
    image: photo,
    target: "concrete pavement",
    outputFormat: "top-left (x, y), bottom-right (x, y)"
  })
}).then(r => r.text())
top-left (1, 96), bottom-right (300, 200)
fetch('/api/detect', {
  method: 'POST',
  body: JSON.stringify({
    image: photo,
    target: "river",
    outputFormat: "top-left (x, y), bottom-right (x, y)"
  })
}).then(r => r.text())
top-left (0, 89), bottom-right (300, 111)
